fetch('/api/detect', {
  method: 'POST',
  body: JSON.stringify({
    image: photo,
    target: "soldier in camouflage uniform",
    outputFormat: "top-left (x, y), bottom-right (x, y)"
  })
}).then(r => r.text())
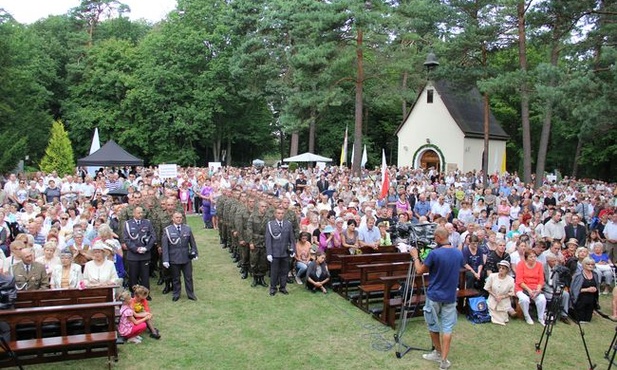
top-left (247, 201), bottom-right (269, 287)
top-left (233, 192), bottom-right (250, 279)
top-left (230, 191), bottom-right (244, 267)
top-left (217, 190), bottom-right (229, 248)
top-left (280, 197), bottom-right (300, 240)
top-left (241, 197), bottom-right (256, 279)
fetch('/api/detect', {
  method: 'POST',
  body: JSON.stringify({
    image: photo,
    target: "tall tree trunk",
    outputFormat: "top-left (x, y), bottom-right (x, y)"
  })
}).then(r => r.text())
top-left (290, 132), bottom-right (299, 157)
top-left (571, 134), bottom-right (583, 178)
top-left (401, 70), bottom-right (408, 119)
top-left (308, 108), bottom-right (316, 154)
top-left (482, 43), bottom-right (490, 186)
top-left (212, 131), bottom-right (221, 162)
top-left (483, 92), bottom-right (490, 187)
top-left (226, 139), bottom-right (232, 166)
top-left (517, 0), bottom-right (533, 185)
top-left (534, 45), bottom-right (560, 188)
top-left (352, 28), bottom-right (364, 176)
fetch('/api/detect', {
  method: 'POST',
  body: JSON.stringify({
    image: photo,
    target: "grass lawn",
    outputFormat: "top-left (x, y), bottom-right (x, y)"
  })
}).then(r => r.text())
top-left (33, 216), bottom-right (616, 369)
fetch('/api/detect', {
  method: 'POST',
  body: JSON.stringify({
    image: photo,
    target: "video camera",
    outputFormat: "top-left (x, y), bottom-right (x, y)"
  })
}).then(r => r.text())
top-left (551, 265), bottom-right (572, 288)
top-left (409, 223), bottom-right (438, 250)
top-left (390, 222), bottom-right (412, 243)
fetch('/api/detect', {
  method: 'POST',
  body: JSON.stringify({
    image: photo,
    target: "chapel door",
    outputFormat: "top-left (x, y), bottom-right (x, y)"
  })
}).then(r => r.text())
top-left (420, 150), bottom-right (440, 171)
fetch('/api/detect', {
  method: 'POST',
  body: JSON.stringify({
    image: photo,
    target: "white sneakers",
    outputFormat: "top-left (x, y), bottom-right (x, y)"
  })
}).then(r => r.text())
top-left (422, 350), bottom-right (442, 362)
top-left (295, 275), bottom-right (303, 285)
top-left (422, 350), bottom-right (451, 369)
top-left (525, 317), bottom-right (534, 325)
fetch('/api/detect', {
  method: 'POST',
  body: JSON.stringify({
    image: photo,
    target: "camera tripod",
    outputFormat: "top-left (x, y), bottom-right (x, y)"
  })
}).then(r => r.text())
top-left (534, 284), bottom-right (596, 370)
top-left (393, 223), bottom-right (437, 359)
top-left (393, 259), bottom-right (431, 358)
top-left (604, 326), bottom-right (617, 369)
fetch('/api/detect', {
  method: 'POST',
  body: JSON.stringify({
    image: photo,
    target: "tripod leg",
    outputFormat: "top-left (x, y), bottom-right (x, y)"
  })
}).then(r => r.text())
top-left (394, 261), bottom-right (431, 359)
top-left (0, 337), bottom-right (23, 370)
top-left (574, 319), bottom-right (597, 370)
top-left (609, 332), bottom-right (617, 370)
top-left (535, 319), bottom-right (554, 370)
top-left (395, 261), bottom-right (416, 358)
top-left (606, 326), bottom-right (617, 360)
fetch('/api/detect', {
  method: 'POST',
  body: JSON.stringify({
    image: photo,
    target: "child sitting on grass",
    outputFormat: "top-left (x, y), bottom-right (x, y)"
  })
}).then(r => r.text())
top-left (118, 290), bottom-right (150, 344)
top-left (131, 285), bottom-right (161, 339)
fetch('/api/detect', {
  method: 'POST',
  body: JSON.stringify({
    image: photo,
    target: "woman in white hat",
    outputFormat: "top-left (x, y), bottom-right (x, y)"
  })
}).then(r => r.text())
top-left (484, 260), bottom-right (515, 325)
top-left (83, 241), bottom-right (121, 288)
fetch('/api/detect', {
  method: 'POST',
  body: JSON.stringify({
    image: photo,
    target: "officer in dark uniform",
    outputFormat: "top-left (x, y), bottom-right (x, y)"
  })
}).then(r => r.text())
top-left (162, 212), bottom-right (198, 301)
top-left (123, 206), bottom-right (157, 295)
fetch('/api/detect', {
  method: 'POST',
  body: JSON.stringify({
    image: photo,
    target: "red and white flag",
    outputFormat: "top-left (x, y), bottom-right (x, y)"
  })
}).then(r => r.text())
top-left (379, 149), bottom-right (389, 199)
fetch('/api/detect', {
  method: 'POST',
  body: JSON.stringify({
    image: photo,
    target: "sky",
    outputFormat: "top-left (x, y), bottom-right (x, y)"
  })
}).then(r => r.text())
top-left (0, 0), bottom-right (177, 24)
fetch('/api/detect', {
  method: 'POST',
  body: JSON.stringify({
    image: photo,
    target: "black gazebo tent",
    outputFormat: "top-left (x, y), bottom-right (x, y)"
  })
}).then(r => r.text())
top-left (77, 140), bottom-right (144, 167)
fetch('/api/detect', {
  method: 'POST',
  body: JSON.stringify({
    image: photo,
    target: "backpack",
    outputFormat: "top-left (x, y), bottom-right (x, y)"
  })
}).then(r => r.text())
top-left (466, 296), bottom-right (491, 324)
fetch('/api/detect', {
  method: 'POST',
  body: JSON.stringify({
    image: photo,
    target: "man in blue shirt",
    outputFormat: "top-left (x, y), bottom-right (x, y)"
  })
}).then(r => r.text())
top-left (410, 226), bottom-right (464, 370)
top-left (413, 193), bottom-right (431, 221)
top-left (358, 218), bottom-right (381, 250)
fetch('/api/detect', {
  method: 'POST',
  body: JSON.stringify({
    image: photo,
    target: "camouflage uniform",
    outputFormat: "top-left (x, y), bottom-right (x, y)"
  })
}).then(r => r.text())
top-left (217, 194), bottom-right (229, 247)
top-left (247, 204), bottom-right (269, 287)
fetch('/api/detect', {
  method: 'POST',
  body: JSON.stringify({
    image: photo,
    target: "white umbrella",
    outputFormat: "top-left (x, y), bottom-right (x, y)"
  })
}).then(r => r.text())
top-left (252, 159), bottom-right (265, 167)
top-left (283, 152), bottom-right (333, 163)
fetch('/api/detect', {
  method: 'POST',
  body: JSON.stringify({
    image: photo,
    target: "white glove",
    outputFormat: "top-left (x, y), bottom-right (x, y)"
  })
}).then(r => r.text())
top-left (267, 255), bottom-right (273, 263)
top-left (163, 262), bottom-right (170, 269)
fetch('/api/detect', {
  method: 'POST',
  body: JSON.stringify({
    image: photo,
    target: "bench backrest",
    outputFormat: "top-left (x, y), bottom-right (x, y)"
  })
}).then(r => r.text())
top-left (357, 262), bottom-right (411, 285)
top-left (358, 245), bottom-right (397, 254)
top-left (0, 302), bottom-right (119, 341)
top-left (339, 253), bottom-right (409, 274)
top-left (15, 286), bottom-right (116, 308)
top-left (325, 247), bottom-right (348, 264)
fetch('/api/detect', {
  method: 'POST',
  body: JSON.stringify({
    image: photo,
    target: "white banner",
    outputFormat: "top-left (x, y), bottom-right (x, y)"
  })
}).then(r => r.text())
top-left (158, 164), bottom-right (178, 179)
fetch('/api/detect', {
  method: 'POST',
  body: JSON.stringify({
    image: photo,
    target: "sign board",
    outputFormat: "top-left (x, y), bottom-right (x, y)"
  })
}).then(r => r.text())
top-left (208, 162), bottom-right (222, 172)
top-left (158, 164), bottom-right (178, 179)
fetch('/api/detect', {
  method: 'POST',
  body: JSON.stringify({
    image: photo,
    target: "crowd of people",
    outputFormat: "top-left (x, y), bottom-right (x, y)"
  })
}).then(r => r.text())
top-left (0, 164), bottom-right (616, 356)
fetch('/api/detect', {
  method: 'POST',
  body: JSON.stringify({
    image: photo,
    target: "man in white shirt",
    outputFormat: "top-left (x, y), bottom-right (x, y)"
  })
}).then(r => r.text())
top-left (430, 196), bottom-right (452, 222)
top-left (61, 175), bottom-right (80, 202)
top-left (604, 213), bottom-right (617, 263)
top-left (3, 173), bottom-right (19, 205)
top-left (543, 210), bottom-right (565, 243)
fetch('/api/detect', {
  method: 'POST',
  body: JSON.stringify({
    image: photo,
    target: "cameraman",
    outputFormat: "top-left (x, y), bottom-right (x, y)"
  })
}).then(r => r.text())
top-left (542, 253), bottom-right (571, 324)
top-left (410, 226), bottom-right (464, 370)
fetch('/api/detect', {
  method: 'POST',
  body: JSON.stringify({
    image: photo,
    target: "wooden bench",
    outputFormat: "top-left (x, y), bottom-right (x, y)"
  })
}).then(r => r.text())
top-left (358, 245), bottom-right (397, 254)
top-left (380, 270), bottom-right (479, 329)
top-left (15, 286), bottom-right (116, 308)
top-left (356, 261), bottom-right (411, 312)
top-left (337, 253), bottom-right (410, 299)
top-left (0, 302), bottom-right (119, 368)
top-left (325, 247), bottom-right (348, 273)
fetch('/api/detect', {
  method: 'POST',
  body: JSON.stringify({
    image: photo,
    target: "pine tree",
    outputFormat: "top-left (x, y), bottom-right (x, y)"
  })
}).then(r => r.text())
top-left (40, 120), bottom-right (75, 176)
